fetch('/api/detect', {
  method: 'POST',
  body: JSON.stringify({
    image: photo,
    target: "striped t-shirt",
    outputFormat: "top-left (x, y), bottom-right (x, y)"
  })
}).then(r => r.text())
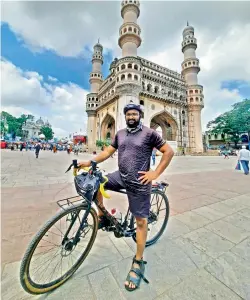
top-left (111, 125), bottom-right (166, 194)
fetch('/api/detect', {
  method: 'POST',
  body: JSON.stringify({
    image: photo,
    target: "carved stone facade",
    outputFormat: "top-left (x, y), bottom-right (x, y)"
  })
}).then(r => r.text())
top-left (86, 1), bottom-right (204, 153)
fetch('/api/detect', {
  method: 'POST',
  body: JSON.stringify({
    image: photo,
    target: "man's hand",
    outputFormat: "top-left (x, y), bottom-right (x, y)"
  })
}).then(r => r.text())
top-left (77, 160), bottom-right (91, 168)
top-left (138, 170), bottom-right (158, 185)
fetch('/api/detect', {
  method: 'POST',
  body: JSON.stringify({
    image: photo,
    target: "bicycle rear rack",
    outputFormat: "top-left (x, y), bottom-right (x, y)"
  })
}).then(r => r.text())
top-left (56, 196), bottom-right (86, 211)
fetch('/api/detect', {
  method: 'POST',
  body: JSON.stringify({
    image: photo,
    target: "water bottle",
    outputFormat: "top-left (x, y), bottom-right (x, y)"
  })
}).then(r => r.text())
top-left (111, 208), bottom-right (122, 223)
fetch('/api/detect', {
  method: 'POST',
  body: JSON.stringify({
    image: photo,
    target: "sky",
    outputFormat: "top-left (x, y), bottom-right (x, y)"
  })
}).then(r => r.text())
top-left (1, 1), bottom-right (250, 138)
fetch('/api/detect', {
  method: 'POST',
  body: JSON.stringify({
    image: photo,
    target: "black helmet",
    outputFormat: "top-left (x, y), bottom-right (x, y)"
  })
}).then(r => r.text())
top-left (123, 103), bottom-right (142, 115)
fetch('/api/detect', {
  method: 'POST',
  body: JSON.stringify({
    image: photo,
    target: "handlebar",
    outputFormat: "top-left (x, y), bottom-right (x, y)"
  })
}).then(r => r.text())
top-left (65, 160), bottom-right (110, 199)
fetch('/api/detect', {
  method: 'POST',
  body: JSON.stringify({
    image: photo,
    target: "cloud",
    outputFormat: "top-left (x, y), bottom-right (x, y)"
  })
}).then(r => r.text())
top-left (2, 1), bottom-right (250, 132)
top-left (1, 58), bottom-right (88, 138)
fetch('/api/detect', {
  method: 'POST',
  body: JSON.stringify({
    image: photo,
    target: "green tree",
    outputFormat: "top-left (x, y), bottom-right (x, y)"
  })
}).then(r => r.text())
top-left (207, 99), bottom-right (250, 147)
top-left (40, 126), bottom-right (54, 140)
top-left (0, 111), bottom-right (35, 138)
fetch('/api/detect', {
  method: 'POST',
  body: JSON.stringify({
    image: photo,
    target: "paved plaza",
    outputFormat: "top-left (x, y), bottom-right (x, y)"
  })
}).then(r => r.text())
top-left (1, 149), bottom-right (250, 300)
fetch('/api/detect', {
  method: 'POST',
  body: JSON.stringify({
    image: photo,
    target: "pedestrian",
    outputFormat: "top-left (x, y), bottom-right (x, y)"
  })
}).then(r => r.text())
top-left (35, 143), bottom-right (41, 158)
top-left (152, 147), bottom-right (157, 165)
top-left (223, 149), bottom-right (229, 159)
top-left (238, 145), bottom-right (250, 175)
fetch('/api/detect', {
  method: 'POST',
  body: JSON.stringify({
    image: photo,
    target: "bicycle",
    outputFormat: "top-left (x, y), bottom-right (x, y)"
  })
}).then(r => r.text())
top-left (20, 160), bottom-right (170, 295)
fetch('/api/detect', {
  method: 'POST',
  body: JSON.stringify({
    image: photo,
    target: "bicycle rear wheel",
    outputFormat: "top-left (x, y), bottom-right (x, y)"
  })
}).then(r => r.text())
top-left (20, 204), bottom-right (98, 295)
top-left (131, 189), bottom-right (169, 246)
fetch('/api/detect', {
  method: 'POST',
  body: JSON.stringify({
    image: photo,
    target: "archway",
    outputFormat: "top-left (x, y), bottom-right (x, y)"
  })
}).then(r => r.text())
top-left (150, 111), bottom-right (178, 141)
top-left (101, 114), bottom-right (115, 142)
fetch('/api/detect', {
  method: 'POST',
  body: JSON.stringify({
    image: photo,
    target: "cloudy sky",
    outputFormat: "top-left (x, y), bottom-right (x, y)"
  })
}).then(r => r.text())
top-left (1, 1), bottom-right (250, 138)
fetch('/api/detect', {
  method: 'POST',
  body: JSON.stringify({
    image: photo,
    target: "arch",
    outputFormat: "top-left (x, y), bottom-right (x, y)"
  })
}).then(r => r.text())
top-left (128, 27), bottom-right (132, 32)
top-left (101, 114), bottom-right (115, 141)
top-left (121, 74), bottom-right (125, 80)
top-left (121, 64), bottom-right (126, 70)
top-left (128, 63), bottom-right (132, 69)
top-left (147, 84), bottom-right (152, 92)
top-left (134, 64), bottom-right (138, 70)
top-left (154, 86), bottom-right (159, 93)
top-left (150, 111), bottom-right (178, 141)
top-left (128, 73), bottom-right (132, 80)
top-left (134, 75), bottom-right (138, 80)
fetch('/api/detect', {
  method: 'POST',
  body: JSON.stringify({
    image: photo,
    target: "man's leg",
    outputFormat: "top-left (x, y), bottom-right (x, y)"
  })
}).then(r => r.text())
top-left (125, 217), bottom-right (148, 289)
top-left (246, 161), bottom-right (249, 174)
top-left (241, 160), bottom-right (249, 174)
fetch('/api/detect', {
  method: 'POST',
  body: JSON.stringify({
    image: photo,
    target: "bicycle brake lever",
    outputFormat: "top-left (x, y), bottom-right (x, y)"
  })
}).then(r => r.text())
top-left (65, 163), bottom-right (73, 173)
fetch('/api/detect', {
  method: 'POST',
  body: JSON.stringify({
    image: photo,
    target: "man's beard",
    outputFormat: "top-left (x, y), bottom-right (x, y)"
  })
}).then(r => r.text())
top-left (126, 119), bottom-right (140, 128)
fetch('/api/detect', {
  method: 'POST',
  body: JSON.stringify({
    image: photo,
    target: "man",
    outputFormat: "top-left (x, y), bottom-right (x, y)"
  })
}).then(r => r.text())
top-left (239, 145), bottom-right (250, 175)
top-left (78, 103), bottom-right (174, 291)
top-left (35, 143), bottom-right (41, 158)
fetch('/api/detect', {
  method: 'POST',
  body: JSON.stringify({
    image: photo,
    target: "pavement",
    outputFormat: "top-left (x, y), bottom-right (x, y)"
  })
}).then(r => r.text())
top-left (1, 149), bottom-right (250, 300)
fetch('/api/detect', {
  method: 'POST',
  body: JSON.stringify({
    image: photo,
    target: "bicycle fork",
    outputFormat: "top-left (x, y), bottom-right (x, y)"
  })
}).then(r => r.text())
top-left (62, 204), bottom-right (92, 247)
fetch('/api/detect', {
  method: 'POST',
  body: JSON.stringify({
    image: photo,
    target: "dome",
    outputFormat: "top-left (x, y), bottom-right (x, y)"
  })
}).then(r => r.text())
top-left (94, 41), bottom-right (103, 51)
top-left (36, 117), bottom-right (44, 126)
top-left (183, 22), bottom-right (194, 35)
top-left (109, 58), bottom-right (118, 70)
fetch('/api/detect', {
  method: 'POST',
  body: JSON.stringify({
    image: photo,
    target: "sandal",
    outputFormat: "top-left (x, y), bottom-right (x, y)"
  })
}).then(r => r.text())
top-left (124, 256), bottom-right (149, 291)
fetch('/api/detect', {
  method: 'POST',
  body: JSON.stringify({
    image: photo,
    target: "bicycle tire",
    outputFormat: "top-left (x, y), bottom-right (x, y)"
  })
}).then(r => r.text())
top-left (20, 204), bottom-right (98, 295)
top-left (131, 189), bottom-right (169, 247)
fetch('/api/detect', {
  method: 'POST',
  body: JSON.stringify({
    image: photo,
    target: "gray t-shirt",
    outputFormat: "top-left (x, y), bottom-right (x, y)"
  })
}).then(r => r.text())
top-left (111, 125), bottom-right (166, 194)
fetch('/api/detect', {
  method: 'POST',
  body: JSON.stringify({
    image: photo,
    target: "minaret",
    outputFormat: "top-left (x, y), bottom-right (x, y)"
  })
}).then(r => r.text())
top-left (86, 41), bottom-right (103, 153)
top-left (181, 23), bottom-right (204, 153)
top-left (89, 41), bottom-right (103, 92)
top-left (115, 1), bottom-right (143, 130)
top-left (118, 0), bottom-right (141, 57)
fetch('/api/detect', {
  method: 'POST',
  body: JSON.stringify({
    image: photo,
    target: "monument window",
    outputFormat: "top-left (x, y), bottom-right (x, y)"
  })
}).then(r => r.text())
top-left (134, 75), bottom-right (138, 80)
top-left (117, 77), bottom-right (119, 82)
top-left (128, 63), bottom-right (132, 69)
top-left (182, 110), bottom-right (185, 115)
top-left (128, 27), bottom-right (132, 32)
top-left (121, 64), bottom-right (125, 70)
top-left (140, 100), bottom-right (144, 106)
top-left (190, 90), bottom-right (193, 94)
top-left (188, 62), bottom-right (191, 65)
top-left (134, 28), bottom-right (137, 33)
top-left (154, 86), bottom-right (159, 93)
top-left (121, 74), bottom-right (125, 80)
top-left (134, 64), bottom-right (138, 70)
top-left (190, 98), bottom-right (193, 102)
top-left (195, 90), bottom-right (198, 93)
top-left (168, 91), bottom-right (171, 96)
top-left (128, 73), bottom-right (132, 79)
top-left (195, 97), bottom-right (199, 101)
top-left (183, 120), bottom-right (186, 126)
top-left (147, 84), bottom-right (152, 92)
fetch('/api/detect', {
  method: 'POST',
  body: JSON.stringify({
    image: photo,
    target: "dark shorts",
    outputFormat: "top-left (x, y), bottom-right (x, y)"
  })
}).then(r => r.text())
top-left (105, 170), bottom-right (151, 218)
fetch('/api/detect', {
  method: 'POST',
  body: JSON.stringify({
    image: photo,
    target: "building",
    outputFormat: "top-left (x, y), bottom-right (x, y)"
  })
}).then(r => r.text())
top-left (86, 1), bottom-right (204, 153)
top-left (22, 116), bottom-right (51, 139)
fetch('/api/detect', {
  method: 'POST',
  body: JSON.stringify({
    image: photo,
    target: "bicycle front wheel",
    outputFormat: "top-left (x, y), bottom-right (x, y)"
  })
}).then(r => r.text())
top-left (131, 189), bottom-right (169, 246)
top-left (20, 204), bottom-right (98, 295)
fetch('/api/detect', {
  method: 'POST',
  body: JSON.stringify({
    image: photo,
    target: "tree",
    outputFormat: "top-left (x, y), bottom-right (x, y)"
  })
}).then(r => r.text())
top-left (40, 126), bottom-right (54, 140)
top-left (0, 111), bottom-right (35, 138)
top-left (207, 99), bottom-right (250, 147)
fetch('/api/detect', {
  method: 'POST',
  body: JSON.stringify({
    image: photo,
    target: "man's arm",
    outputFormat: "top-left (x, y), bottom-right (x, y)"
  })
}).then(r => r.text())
top-left (155, 143), bottom-right (174, 177)
top-left (79, 145), bottom-right (116, 167)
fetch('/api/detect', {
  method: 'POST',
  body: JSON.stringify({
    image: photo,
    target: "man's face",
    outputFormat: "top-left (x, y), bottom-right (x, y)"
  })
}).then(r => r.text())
top-left (125, 109), bottom-right (140, 128)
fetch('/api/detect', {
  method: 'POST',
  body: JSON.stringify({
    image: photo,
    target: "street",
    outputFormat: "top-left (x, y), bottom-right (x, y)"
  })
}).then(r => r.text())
top-left (1, 149), bottom-right (250, 300)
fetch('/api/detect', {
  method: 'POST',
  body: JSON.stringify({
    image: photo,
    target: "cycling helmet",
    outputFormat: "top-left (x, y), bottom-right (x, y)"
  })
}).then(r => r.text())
top-left (123, 103), bottom-right (142, 115)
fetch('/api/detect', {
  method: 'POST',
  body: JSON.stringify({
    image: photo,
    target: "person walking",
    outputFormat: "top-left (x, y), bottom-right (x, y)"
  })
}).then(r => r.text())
top-left (239, 145), bottom-right (250, 175)
top-left (78, 102), bottom-right (174, 292)
top-left (35, 143), bottom-right (41, 158)
top-left (151, 147), bottom-right (157, 166)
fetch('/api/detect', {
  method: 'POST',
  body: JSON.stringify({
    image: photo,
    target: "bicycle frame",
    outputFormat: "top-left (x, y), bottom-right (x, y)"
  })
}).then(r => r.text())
top-left (61, 160), bottom-right (169, 246)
